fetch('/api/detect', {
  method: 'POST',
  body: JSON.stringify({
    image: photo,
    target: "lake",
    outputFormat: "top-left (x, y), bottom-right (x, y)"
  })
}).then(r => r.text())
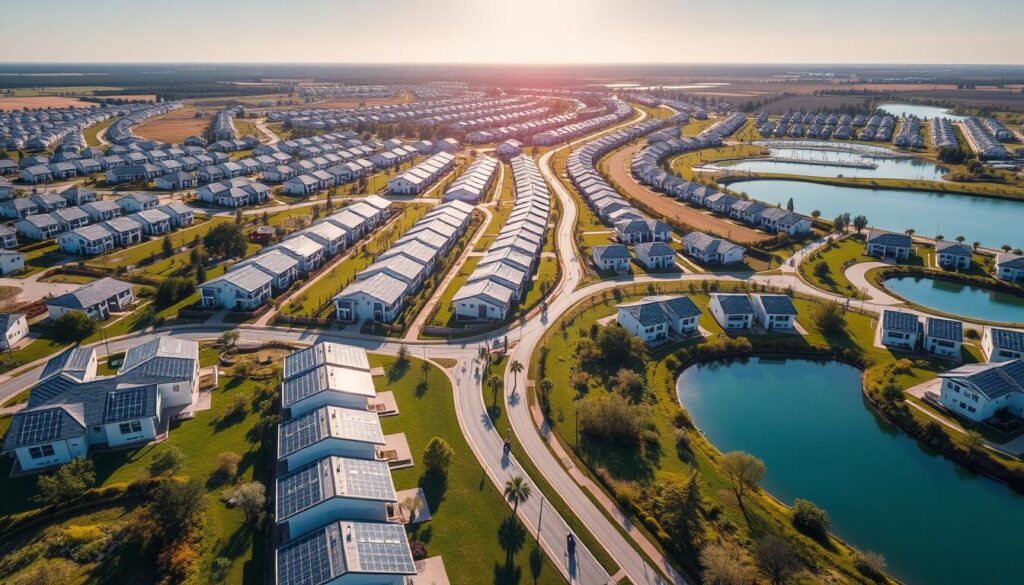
top-left (707, 145), bottom-right (947, 181)
top-left (677, 358), bottom-right (1024, 585)
top-left (723, 179), bottom-right (1024, 248)
top-left (878, 103), bottom-right (965, 121)
top-left (883, 275), bottom-right (1024, 324)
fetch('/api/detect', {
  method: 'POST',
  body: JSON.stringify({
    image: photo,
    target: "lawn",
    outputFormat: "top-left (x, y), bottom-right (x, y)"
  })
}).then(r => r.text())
top-left (668, 143), bottom-right (767, 181)
top-left (428, 256), bottom-right (479, 327)
top-left (87, 217), bottom-right (230, 271)
top-left (84, 117), bottom-right (116, 147)
top-left (376, 354), bottom-right (566, 585)
top-left (798, 235), bottom-right (875, 298)
top-left (680, 118), bottom-right (716, 137)
top-left (14, 242), bottom-right (65, 278)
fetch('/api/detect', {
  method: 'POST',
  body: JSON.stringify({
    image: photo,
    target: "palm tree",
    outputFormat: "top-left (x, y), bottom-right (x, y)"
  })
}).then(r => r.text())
top-left (905, 228), bottom-right (915, 237)
top-left (538, 378), bottom-right (554, 406)
top-left (972, 241), bottom-right (981, 251)
top-left (504, 475), bottom-right (532, 518)
top-left (420, 358), bottom-right (430, 383)
top-left (478, 346), bottom-right (489, 364)
top-left (488, 375), bottom-right (502, 405)
top-left (955, 235), bottom-right (966, 244)
top-left (509, 360), bottom-right (524, 394)
top-left (1002, 244), bottom-right (1013, 253)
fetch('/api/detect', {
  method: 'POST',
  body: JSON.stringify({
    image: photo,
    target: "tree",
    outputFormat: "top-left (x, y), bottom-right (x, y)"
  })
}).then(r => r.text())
top-left (420, 357), bottom-right (431, 383)
top-left (401, 494), bottom-right (424, 522)
top-left (785, 197), bottom-right (794, 212)
top-left (219, 330), bottom-right (240, 347)
top-left (537, 378), bottom-right (554, 405)
top-left (503, 475), bottom-right (532, 517)
top-left (151, 478), bottom-right (206, 537)
top-left (811, 301), bottom-right (846, 332)
top-left (509, 360), bottom-right (524, 394)
top-left (234, 209), bottom-right (243, 224)
top-left (162, 236), bottom-right (174, 258)
top-left (36, 458), bottom-right (96, 505)
top-left (966, 159), bottom-right (983, 174)
top-left (719, 451), bottom-right (765, 504)
top-left (832, 214), bottom-right (846, 233)
top-left (791, 498), bottom-right (831, 539)
top-left (655, 472), bottom-right (702, 539)
top-left (155, 277), bottom-right (196, 308)
top-left (963, 430), bottom-right (984, 458)
top-left (972, 241), bottom-right (981, 251)
top-left (813, 261), bottom-right (830, 279)
top-left (228, 481), bottom-right (267, 527)
top-left (955, 235), bottom-right (966, 243)
top-left (396, 344), bottom-right (409, 366)
top-left (203, 223), bottom-right (248, 258)
top-left (195, 263), bottom-right (207, 284)
top-left (148, 445), bottom-right (187, 477)
top-left (754, 534), bottom-right (801, 585)
top-left (52, 311), bottom-right (97, 344)
top-left (852, 214), bottom-right (868, 234)
top-left (905, 228), bottom-right (915, 236)
top-left (488, 375), bottom-right (502, 404)
top-left (700, 540), bottom-right (755, 585)
top-left (422, 436), bottom-right (454, 476)
top-left (811, 209), bottom-right (820, 219)
top-left (1002, 244), bottom-right (1013, 252)
top-left (189, 247), bottom-right (204, 267)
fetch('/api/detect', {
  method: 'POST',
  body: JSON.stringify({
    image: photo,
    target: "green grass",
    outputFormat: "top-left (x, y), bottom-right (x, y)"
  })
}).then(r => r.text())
top-left (14, 242), bottom-right (64, 278)
top-left (375, 353), bottom-right (566, 585)
top-left (680, 118), bottom-right (716, 137)
top-left (86, 217), bottom-right (229, 271)
top-left (428, 257), bottom-right (479, 327)
top-left (668, 144), bottom-right (768, 181)
top-left (39, 273), bottom-right (97, 284)
top-left (84, 118), bottom-right (116, 147)
top-left (798, 236), bottom-right (875, 298)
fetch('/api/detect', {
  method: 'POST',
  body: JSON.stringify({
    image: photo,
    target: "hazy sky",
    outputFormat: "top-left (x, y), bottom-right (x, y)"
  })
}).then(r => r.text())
top-left (6, 0), bottom-right (1023, 64)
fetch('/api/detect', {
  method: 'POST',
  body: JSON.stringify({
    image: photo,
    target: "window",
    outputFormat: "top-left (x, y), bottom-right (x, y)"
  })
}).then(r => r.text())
top-left (28, 445), bottom-right (55, 459)
top-left (119, 421), bottom-right (142, 435)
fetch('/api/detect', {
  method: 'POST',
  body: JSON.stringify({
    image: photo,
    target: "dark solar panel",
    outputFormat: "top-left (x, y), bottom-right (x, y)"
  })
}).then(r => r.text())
top-left (18, 409), bottom-right (62, 444)
top-left (279, 411), bottom-right (323, 456)
top-left (352, 523), bottom-right (415, 574)
top-left (106, 387), bottom-right (146, 422)
top-left (277, 529), bottom-right (333, 585)
top-left (278, 461), bottom-right (324, 519)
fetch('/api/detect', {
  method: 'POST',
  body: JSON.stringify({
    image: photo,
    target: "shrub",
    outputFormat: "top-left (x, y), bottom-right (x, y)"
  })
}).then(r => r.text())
top-left (791, 498), bottom-right (830, 539)
top-left (853, 550), bottom-right (887, 580)
top-left (211, 557), bottom-right (231, 582)
top-left (51, 312), bottom-right (97, 344)
top-left (36, 458), bottom-right (96, 506)
top-left (214, 452), bottom-right (242, 481)
top-left (811, 301), bottom-right (846, 333)
top-left (155, 276), bottom-right (196, 308)
top-left (148, 446), bottom-right (187, 477)
top-left (813, 261), bottom-right (830, 278)
top-left (577, 393), bottom-right (653, 444)
top-left (422, 436), bottom-right (454, 476)
top-left (409, 540), bottom-right (428, 560)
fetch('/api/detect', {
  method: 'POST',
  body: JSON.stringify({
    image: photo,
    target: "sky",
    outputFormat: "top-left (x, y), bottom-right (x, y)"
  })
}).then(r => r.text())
top-left (5, 0), bottom-right (1024, 65)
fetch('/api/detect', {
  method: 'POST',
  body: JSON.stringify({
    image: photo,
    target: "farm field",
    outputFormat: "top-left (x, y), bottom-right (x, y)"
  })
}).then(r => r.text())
top-left (0, 96), bottom-right (96, 111)
top-left (134, 107), bottom-right (210, 142)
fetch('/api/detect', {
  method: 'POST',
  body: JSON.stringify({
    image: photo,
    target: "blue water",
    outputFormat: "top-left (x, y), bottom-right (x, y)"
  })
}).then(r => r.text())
top-left (724, 179), bottom-right (1024, 249)
top-left (677, 358), bottom-right (1024, 585)
top-left (878, 103), bottom-right (965, 121)
top-left (712, 146), bottom-right (947, 181)
top-left (883, 275), bottom-right (1024, 324)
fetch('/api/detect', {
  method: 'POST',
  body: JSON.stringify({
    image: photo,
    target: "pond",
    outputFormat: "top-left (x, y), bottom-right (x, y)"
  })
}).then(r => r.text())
top-left (723, 179), bottom-right (1024, 249)
top-left (883, 275), bottom-right (1024, 324)
top-left (878, 103), bottom-right (965, 121)
top-left (706, 145), bottom-right (947, 181)
top-left (677, 357), bottom-right (1024, 585)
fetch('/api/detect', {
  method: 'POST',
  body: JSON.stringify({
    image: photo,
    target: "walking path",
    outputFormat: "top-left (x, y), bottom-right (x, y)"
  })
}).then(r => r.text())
top-left (844, 261), bottom-right (903, 305)
top-left (253, 117), bottom-right (280, 145)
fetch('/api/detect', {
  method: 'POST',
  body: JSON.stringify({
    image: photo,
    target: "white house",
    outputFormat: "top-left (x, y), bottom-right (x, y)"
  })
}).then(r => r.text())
top-left (682, 232), bottom-right (745, 265)
top-left (0, 250), bottom-right (25, 275)
top-left (924, 317), bottom-right (963, 358)
top-left (615, 295), bottom-right (702, 343)
top-left (277, 405), bottom-right (386, 471)
top-left (57, 224), bottom-right (116, 256)
top-left (273, 235), bottom-right (325, 273)
top-left (865, 230), bottom-right (913, 259)
top-left (47, 277), bottom-right (135, 321)
top-left (333, 273), bottom-right (408, 323)
top-left (116, 193), bottom-right (159, 214)
top-left (634, 241), bottom-right (675, 270)
top-left (995, 253), bottom-right (1024, 284)
top-left (274, 520), bottom-right (415, 585)
top-left (938, 360), bottom-right (1024, 423)
top-left (935, 241), bottom-right (972, 270)
top-left (15, 214), bottom-right (61, 241)
top-left (496, 139), bottom-right (524, 157)
top-left (452, 279), bottom-right (515, 321)
top-left (199, 265), bottom-right (273, 310)
top-left (983, 327), bottom-right (1024, 363)
top-left (879, 310), bottom-right (921, 350)
top-left (750, 294), bottom-right (798, 330)
top-left (232, 250), bottom-right (299, 292)
top-left (710, 294), bottom-right (754, 330)
top-left (0, 313), bottom-right (28, 349)
top-left (591, 244), bottom-right (631, 272)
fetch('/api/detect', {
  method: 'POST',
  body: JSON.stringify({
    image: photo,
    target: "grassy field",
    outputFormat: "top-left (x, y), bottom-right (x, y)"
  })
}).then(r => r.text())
top-left (668, 144), bottom-right (768, 181)
top-left (798, 235), bottom-right (877, 298)
top-left (428, 256), bottom-right (480, 327)
top-left (14, 242), bottom-right (65, 278)
top-left (86, 217), bottom-right (229, 271)
top-left (680, 118), bottom-right (716, 137)
top-left (84, 117), bottom-right (116, 146)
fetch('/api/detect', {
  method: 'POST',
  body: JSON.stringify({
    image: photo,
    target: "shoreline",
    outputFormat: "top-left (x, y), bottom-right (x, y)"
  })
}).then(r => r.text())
top-left (717, 172), bottom-right (1024, 203)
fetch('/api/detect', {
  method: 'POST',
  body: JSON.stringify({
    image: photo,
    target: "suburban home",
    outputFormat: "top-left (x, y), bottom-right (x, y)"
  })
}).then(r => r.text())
top-left (157, 203), bottom-right (195, 229)
top-left (31, 193), bottom-right (68, 212)
top-left (759, 209), bottom-right (811, 236)
top-left (995, 253), bottom-right (1024, 283)
top-left (234, 250), bottom-right (299, 291)
top-left (924, 317), bottom-right (963, 358)
top-left (277, 405), bottom-right (387, 471)
top-left (591, 244), bottom-right (631, 272)
top-left (0, 338), bottom-right (200, 473)
top-left (46, 277), bottom-right (135, 320)
top-left (0, 225), bottom-right (16, 249)
top-left (750, 294), bottom-right (799, 330)
top-left (615, 218), bottom-right (671, 244)
top-left (333, 273), bottom-right (408, 323)
top-left (0, 250), bottom-right (25, 275)
top-left (280, 354), bottom-right (374, 418)
top-left (21, 165), bottom-right (53, 184)
top-left (0, 313), bottom-right (28, 349)
top-left (465, 261), bottom-right (528, 300)
top-left (57, 224), bottom-right (116, 256)
top-left (101, 216), bottom-right (143, 247)
top-left (154, 171), bottom-right (196, 190)
top-left (273, 235), bottom-right (325, 273)
top-left (865, 230), bottom-right (913, 259)
top-left (16, 214), bottom-right (62, 241)
top-left (0, 198), bottom-right (39, 219)
top-left (129, 209), bottom-right (172, 235)
top-left (282, 341), bottom-right (372, 382)
top-left (983, 327), bottom-right (1024, 362)
top-left (634, 241), bottom-right (676, 270)
top-left (615, 295), bottom-right (702, 343)
top-left (105, 164), bottom-right (159, 184)
top-left (938, 359), bottom-right (1024, 423)
top-left (357, 256), bottom-right (427, 291)
top-left (879, 310), bottom-right (921, 350)
top-left (50, 207), bottom-right (90, 231)
top-left (496, 139), bottom-right (524, 157)
top-left (710, 294), bottom-right (755, 330)
top-left (199, 265), bottom-right (273, 310)
top-left (116, 193), bottom-right (159, 213)
top-left (452, 279), bottom-right (515, 321)
top-left (935, 241), bottom-right (972, 270)
top-left (274, 520), bottom-right (415, 585)
top-left (682, 232), bottom-right (745, 265)
top-left (81, 200), bottom-right (122, 222)
top-left (283, 174), bottom-right (320, 196)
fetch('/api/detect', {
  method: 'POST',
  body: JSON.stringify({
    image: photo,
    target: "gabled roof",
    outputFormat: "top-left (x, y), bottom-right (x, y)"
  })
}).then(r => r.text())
top-left (276, 456), bottom-right (396, 520)
top-left (278, 406), bottom-right (385, 458)
top-left (752, 294), bottom-right (798, 316)
top-left (592, 244), bottom-right (630, 261)
top-left (866, 229), bottom-right (911, 248)
top-left (203, 264), bottom-right (273, 293)
top-left (996, 253), bottom-right (1024, 270)
top-left (283, 342), bottom-right (371, 380)
top-left (635, 241), bottom-right (674, 257)
top-left (989, 327), bottom-right (1024, 352)
top-left (334, 273), bottom-right (408, 306)
top-left (882, 310), bottom-right (920, 334)
top-left (275, 520), bottom-right (415, 585)
top-left (939, 360), bottom-right (1024, 400)
top-left (282, 364), bottom-right (376, 408)
top-left (47, 278), bottom-right (133, 310)
top-left (712, 293), bottom-right (754, 315)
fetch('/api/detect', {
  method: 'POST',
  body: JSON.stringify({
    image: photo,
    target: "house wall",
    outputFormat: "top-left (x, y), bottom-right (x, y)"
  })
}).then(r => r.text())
top-left (105, 416), bottom-right (157, 448)
top-left (284, 498), bottom-right (390, 541)
top-left (0, 315), bottom-right (28, 349)
top-left (0, 254), bottom-right (24, 275)
top-left (15, 438), bottom-right (84, 472)
top-left (925, 336), bottom-right (961, 358)
top-left (939, 379), bottom-right (1021, 422)
top-left (881, 327), bottom-right (917, 349)
top-left (288, 392), bottom-right (368, 419)
top-left (283, 439), bottom-right (378, 473)
top-left (711, 300), bottom-right (752, 329)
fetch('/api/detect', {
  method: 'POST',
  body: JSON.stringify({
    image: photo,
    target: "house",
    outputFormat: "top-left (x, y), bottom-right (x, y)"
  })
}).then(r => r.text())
top-left (129, 209), bottom-right (172, 235)
top-left (615, 295), bottom-right (702, 343)
top-left (0, 313), bottom-right (28, 349)
top-left (452, 280), bottom-right (515, 321)
top-left (924, 317), bottom-right (963, 358)
top-left (591, 244), bottom-right (631, 272)
top-left (750, 294), bottom-right (798, 330)
top-left (105, 164), bottom-right (159, 184)
top-left (634, 241), bottom-right (675, 270)
top-left (682, 232), bottom-right (745, 265)
top-left (274, 520), bottom-right (415, 585)
top-left (283, 174), bottom-right (320, 196)
top-left (31, 193), bottom-right (68, 212)
top-left (0, 250), bottom-right (25, 275)
top-left (0, 225), bottom-right (16, 249)
top-left (233, 250), bottom-right (299, 291)
top-left (277, 405), bottom-right (386, 471)
top-left (983, 327), bottom-right (1024, 363)
top-left (50, 207), bottom-right (90, 231)
top-left (154, 171), bottom-right (196, 190)
top-left (82, 200), bottom-right (122, 222)
top-left (157, 203), bottom-right (195, 229)
top-left (937, 360), bottom-right (1024, 423)
top-left (879, 310), bottom-right (921, 350)
top-left (0, 198), bottom-right (39, 219)
top-left (21, 165), bottom-right (53, 184)
top-left (935, 241), bottom-right (972, 270)
top-left (273, 235), bottom-right (325, 272)
top-left (16, 214), bottom-right (62, 241)
top-left (281, 361), bottom-right (376, 418)
top-left (435, 137), bottom-right (460, 153)
top-left (358, 256), bottom-right (427, 291)
top-left (116, 193), bottom-right (159, 213)
top-left (0, 338), bottom-right (200, 473)
top-left (615, 219), bottom-right (671, 245)
top-left (275, 456), bottom-right (398, 540)
top-left (101, 216), bottom-right (143, 247)
top-left (995, 253), bottom-right (1024, 284)
top-left (199, 265), bottom-right (273, 310)
top-left (300, 222), bottom-right (347, 256)
top-left (57, 224), bottom-right (116, 256)
top-left (333, 273), bottom-right (408, 323)
top-left (46, 278), bottom-right (135, 321)
top-left (865, 230), bottom-right (913, 259)
top-left (197, 178), bottom-right (270, 208)
top-left (709, 294), bottom-right (754, 330)
top-left (282, 341), bottom-right (372, 381)
top-left (496, 139), bottom-right (524, 157)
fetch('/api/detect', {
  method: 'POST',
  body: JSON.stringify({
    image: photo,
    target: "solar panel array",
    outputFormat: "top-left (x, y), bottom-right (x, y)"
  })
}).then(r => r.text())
top-left (927, 317), bottom-right (963, 341)
top-left (277, 461), bottom-right (324, 519)
top-left (330, 408), bottom-right (384, 444)
top-left (350, 522), bottom-right (416, 574)
top-left (279, 410), bottom-right (324, 456)
top-left (284, 345), bottom-right (319, 379)
top-left (339, 458), bottom-right (395, 501)
top-left (758, 294), bottom-right (798, 315)
top-left (282, 368), bottom-right (326, 405)
top-left (277, 529), bottom-right (335, 585)
top-left (105, 387), bottom-right (147, 422)
top-left (17, 409), bottom-right (63, 444)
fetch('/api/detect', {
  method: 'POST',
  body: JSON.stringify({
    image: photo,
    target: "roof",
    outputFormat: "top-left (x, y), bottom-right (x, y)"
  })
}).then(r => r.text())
top-left (243, 249), bottom-right (300, 277)
top-left (334, 273), bottom-right (408, 306)
top-left (866, 229), bottom-right (912, 248)
top-left (203, 264), bottom-right (273, 293)
top-left (592, 244), bottom-right (630, 261)
top-left (989, 327), bottom-right (1024, 352)
top-left (283, 342), bottom-right (370, 380)
top-left (0, 313), bottom-right (25, 331)
top-left (712, 293), bottom-right (754, 315)
top-left (278, 406), bottom-right (385, 458)
top-left (39, 346), bottom-right (96, 383)
top-left (939, 360), bottom-right (1024, 400)
top-left (47, 278), bottom-right (133, 310)
top-left (996, 253), bottom-right (1024, 270)
top-left (276, 521), bottom-right (415, 585)
top-left (120, 337), bottom-right (199, 378)
top-left (935, 241), bottom-right (972, 257)
top-left (452, 279), bottom-right (514, 307)
top-left (752, 294), bottom-right (798, 316)
top-left (882, 310), bottom-right (920, 334)
top-left (282, 365), bottom-right (376, 408)
top-left (683, 231), bottom-right (744, 256)
top-left (276, 456), bottom-right (396, 520)
top-left (635, 241), bottom-right (674, 257)
top-left (277, 235), bottom-right (324, 259)
top-left (926, 317), bottom-right (963, 342)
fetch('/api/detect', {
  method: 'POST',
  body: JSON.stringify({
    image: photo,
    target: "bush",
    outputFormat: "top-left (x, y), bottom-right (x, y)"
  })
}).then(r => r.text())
top-left (577, 393), bottom-right (653, 444)
top-left (36, 458), bottom-right (96, 506)
top-left (155, 276), bottom-right (196, 308)
top-left (148, 446), bottom-right (187, 477)
top-left (791, 498), bottom-right (830, 539)
top-left (811, 301), bottom-right (846, 333)
top-left (422, 436), bottom-right (454, 476)
top-left (409, 540), bottom-right (428, 560)
top-left (51, 311), bottom-right (97, 344)
top-left (813, 261), bottom-right (830, 278)
top-left (211, 557), bottom-right (231, 582)
top-left (853, 550), bottom-right (887, 580)
top-left (214, 452), bottom-right (242, 481)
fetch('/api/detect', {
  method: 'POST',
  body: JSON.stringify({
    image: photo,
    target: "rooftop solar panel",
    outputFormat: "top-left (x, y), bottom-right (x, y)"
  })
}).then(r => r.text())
top-left (105, 387), bottom-right (146, 422)
top-left (18, 408), bottom-right (63, 445)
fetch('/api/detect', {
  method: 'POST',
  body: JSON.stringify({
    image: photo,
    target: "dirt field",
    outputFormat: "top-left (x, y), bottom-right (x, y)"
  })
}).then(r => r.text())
top-left (135, 108), bottom-right (210, 143)
top-left (602, 143), bottom-right (769, 243)
top-left (0, 96), bottom-right (96, 111)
